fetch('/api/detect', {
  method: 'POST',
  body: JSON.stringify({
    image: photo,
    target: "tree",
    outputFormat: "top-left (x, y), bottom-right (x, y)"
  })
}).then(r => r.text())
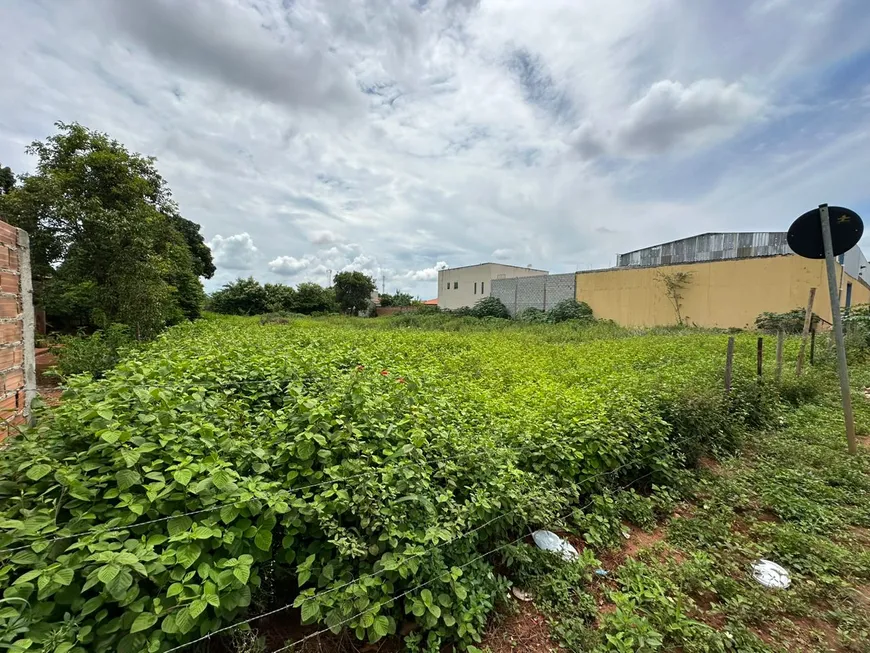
top-left (0, 122), bottom-right (212, 335)
top-left (333, 271), bottom-right (376, 315)
top-left (264, 283), bottom-right (298, 313)
top-left (378, 291), bottom-right (412, 308)
top-left (0, 164), bottom-right (14, 195)
top-left (208, 278), bottom-right (268, 315)
top-left (655, 270), bottom-right (693, 325)
top-left (295, 283), bottom-right (335, 314)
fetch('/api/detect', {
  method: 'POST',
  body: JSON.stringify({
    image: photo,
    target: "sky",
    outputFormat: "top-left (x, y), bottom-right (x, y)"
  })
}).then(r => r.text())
top-left (2, 0), bottom-right (870, 298)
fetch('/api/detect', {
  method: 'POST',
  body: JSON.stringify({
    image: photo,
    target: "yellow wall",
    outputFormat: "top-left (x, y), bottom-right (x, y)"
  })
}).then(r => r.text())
top-left (575, 255), bottom-right (870, 328)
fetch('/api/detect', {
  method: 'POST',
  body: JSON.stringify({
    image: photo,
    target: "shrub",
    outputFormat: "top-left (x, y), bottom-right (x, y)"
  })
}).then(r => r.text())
top-left (755, 309), bottom-right (818, 334)
top-left (53, 324), bottom-right (136, 379)
top-left (470, 296), bottom-right (510, 319)
top-left (547, 300), bottom-right (593, 323)
top-left (518, 307), bottom-right (547, 323)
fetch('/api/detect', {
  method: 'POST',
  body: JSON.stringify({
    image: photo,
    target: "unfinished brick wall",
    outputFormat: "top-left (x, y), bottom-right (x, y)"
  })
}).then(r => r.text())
top-left (0, 221), bottom-right (35, 438)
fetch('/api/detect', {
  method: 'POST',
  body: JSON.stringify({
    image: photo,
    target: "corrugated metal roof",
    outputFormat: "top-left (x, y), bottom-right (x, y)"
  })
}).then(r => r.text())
top-left (617, 232), bottom-right (791, 268)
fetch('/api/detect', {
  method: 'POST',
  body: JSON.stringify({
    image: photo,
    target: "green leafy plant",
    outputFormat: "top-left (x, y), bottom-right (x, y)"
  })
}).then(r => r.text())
top-left (547, 299), bottom-right (593, 323)
top-left (52, 324), bottom-right (136, 379)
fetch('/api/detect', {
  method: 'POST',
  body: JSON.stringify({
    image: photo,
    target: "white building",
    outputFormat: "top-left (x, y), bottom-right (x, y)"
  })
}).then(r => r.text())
top-left (437, 263), bottom-right (548, 310)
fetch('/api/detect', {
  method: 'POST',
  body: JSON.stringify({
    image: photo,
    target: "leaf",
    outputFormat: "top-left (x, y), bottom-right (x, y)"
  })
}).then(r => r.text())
top-left (100, 431), bottom-right (120, 444)
top-left (115, 469), bottom-right (141, 491)
top-left (300, 600), bottom-right (320, 624)
top-left (120, 449), bottom-right (140, 467)
top-left (211, 470), bottom-right (233, 491)
top-left (438, 593), bottom-right (452, 607)
top-left (97, 409), bottom-right (113, 421)
top-left (192, 526), bottom-right (214, 540)
top-left (188, 598), bottom-right (207, 619)
top-left (233, 566), bottom-right (250, 585)
top-left (296, 440), bottom-right (315, 460)
top-left (174, 608), bottom-right (194, 634)
top-left (420, 589), bottom-right (433, 607)
top-left (254, 530), bottom-right (272, 552)
top-left (176, 543), bottom-right (201, 569)
top-left (107, 568), bottom-right (133, 600)
top-left (372, 615), bottom-right (390, 638)
top-left (172, 469), bottom-right (192, 486)
top-left (167, 516), bottom-right (192, 536)
top-left (26, 463), bottom-right (52, 481)
top-left (166, 583), bottom-right (184, 598)
top-left (97, 564), bottom-right (120, 585)
top-left (130, 612), bottom-right (158, 633)
top-left (54, 568), bottom-right (74, 586)
top-left (81, 596), bottom-right (104, 616)
top-left (220, 504), bottom-right (239, 524)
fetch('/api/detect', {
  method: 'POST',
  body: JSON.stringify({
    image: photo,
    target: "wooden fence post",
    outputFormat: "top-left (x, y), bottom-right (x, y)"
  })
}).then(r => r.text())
top-left (796, 287), bottom-right (816, 376)
top-left (757, 337), bottom-right (764, 380)
top-left (775, 331), bottom-right (784, 382)
top-left (725, 336), bottom-right (735, 392)
top-left (810, 328), bottom-right (816, 365)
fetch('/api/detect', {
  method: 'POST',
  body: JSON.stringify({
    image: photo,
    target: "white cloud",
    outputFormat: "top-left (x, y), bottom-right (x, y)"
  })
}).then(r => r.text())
top-left (308, 230), bottom-right (341, 245)
top-left (406, 261), bottom-right (449, 281)
top-left (268, 255), bottom-right (312, 276)
top-left (492, 248), bottom-right (514, 261)
top-left (208, 233), bottom-right (258, 270)
top-left (572, 79), bottom-right (765, 158)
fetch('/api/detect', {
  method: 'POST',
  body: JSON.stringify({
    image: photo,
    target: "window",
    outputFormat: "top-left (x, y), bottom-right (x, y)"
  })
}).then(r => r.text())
top-left (445, 281), bottom-right (449, 290)
top-left (481, 281), bottom-right (485, 294)
top-left (474, 282), bottom-right (477, 294)
top-left (453, 281), bottom-right (458, 289)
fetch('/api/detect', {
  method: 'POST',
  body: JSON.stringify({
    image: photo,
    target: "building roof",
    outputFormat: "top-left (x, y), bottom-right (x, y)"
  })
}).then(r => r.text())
top-left (618, 232), bottom-right (787, 257)
top-left (440, 262), bottom-right (549, 273)
top-left (421, 298), bottom-right (438, 305)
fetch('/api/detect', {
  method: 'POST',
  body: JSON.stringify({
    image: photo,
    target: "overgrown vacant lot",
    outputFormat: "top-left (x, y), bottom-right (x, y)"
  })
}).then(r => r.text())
top-left (0, 316), bottom-right (862, 652)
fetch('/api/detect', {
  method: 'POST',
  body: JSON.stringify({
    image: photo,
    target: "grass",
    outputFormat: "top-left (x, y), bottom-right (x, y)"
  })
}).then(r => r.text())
top-left (486, 365), bottom-right (870, 653)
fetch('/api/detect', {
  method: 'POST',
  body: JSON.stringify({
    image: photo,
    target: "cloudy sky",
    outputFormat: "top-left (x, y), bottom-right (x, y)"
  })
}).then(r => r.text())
top-left (2, 0), bottom-right (870, 297)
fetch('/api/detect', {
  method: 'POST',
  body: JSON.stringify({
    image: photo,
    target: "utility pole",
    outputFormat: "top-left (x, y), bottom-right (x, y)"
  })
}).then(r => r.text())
top-left (381, 274), bottom-right (386, 294)
top-left (326, 269), bottom-right (332, 287)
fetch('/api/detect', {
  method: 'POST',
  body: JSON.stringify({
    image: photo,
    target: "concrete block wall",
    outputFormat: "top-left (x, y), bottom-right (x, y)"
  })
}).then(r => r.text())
top-left (0, 221), bottom-right (35, 439)
top-left (491, 273), bottom-right (577, 316)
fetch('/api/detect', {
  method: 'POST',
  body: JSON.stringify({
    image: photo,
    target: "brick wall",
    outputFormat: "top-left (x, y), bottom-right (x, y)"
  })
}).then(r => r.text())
top-left (491, 273), bottom-right (577, 317)
top-left (0, 221), bottom-right (35, 439)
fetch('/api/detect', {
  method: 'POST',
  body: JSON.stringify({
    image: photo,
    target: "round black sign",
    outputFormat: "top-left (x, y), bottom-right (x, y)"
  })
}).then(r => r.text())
top-left (787, 206), bottom-right (863, 259)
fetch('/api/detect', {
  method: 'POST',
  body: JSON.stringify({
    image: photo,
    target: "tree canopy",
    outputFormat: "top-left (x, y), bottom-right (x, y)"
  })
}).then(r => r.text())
top-left (208, 278), bottom-right (336, 316)
top-left (0, 122), bottom-right (213, 336)
top-left (333, 271), bottom-right (376, 314)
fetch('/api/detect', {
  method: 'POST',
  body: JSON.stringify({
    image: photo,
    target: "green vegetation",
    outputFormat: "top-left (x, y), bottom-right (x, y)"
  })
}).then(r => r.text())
top-left (756, 308), bottom-right (820, 334)
top-left (208, 277), bottom-right (336, 316)
top-left (332, 271), bottom-right (376, 315)
top-left (501, 365), bottom-right (870, 652)
top-left (0, 315), bottom-right (826, 652)
top-left (52, 324), bottom-right (137, 379)
top-left (0, 123), bottom-right (213, 337)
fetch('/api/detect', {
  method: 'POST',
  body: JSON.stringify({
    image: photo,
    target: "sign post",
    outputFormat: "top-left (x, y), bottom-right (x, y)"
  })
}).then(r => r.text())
top-left (788, 204), bottom-right (863, 454)
top-left (819, 205), bottom-right (857, 454)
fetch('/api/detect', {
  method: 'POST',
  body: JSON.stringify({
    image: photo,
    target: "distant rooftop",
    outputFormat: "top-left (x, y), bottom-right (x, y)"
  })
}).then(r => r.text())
top-left (617, 232), bottom-right (790, 268)
top-left (441, 262), bottom-right (549, 273)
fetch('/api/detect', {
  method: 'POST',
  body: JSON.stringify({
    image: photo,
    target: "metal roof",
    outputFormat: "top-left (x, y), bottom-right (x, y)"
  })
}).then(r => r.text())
top-left (617, 232), bottom-right (791, 268)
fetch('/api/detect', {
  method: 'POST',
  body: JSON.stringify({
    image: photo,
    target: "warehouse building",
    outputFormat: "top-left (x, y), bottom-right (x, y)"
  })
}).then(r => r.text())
top-left (577, 232), bottom-right (870, 328)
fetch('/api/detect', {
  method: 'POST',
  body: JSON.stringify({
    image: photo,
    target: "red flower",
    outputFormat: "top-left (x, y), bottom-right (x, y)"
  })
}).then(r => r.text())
top-left (380, 369), bottom-right (389, 376)
top-left (356, 365), bottom-right (365, 372)
top-left (397, 377), bottom-right (406, 384)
